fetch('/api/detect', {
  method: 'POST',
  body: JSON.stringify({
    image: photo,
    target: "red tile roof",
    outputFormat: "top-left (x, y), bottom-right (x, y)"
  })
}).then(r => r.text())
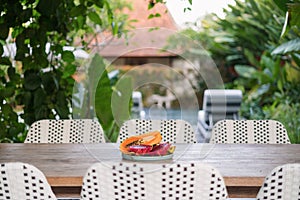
top-left (93, 0), bottom-right (179, 57)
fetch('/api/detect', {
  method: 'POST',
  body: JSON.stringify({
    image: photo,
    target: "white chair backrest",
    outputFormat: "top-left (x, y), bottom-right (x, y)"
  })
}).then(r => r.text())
top-left (81, 162), bottom-right (228, 200)
top-left (118, 119), bottom-right (196, 143)
top-left (0, 162), bottom-right (56, 199)
top-left (210, 119), bottom-right (290, 144)
top-left (257, 163), bottom-right (300, 200)
top-left (25, 119), bottom-right (105, 143)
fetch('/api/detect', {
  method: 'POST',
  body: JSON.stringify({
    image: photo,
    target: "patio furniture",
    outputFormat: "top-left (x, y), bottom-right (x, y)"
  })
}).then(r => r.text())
top-left (80, 162), bottom-right (228, 200)
top-left (25, 119), bottom-right (105, 143)
top-left (1, 143), bottom-right (300, 198)
top-left (0, 162), bottom-right (56, 199)
top-left (210, 119), bottom-right (290, 144)
top-left (256, 163), bottom-right (300, 199)
top-left (118, 119), bottom-right (196, 143)
top-left (196, 89), bottom-right (242, 143)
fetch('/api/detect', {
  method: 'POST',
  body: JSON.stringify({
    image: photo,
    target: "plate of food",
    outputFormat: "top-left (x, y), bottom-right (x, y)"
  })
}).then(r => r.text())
top-left (120, 131), bottom-right (176, 161)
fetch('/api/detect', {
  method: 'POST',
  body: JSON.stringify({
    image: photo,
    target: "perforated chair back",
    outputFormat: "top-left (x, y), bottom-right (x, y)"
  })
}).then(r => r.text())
top-left (210, 119), bottom-right (290, 144)
top-left (257, 163), bottom-right (300, 199)
top-left (0, 162), bottom-right (56, 200)
top-left (25, 119), bottom-right (105, 143)
top-left (118, 119), bottom-right (196, 143)
top-left (81, 162), bottom-right (228, 200)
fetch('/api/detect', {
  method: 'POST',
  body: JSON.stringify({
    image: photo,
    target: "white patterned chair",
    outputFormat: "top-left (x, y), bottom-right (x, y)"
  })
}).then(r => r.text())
top-left (25, 119), bottom-right (106, 143)
top-left (80, 162), bottom-right (228, 200)
top-left (210, 119), bottom-right (290, 144)
top-left (0, 162), bottom-right (57, 200)
top-left (256, 163), bottom-right (300, 199)
top-left (118, 119), bottom-right (196, 143)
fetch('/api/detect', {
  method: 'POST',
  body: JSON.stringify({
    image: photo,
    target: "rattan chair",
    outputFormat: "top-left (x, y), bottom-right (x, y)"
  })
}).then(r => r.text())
top-left (25, 119), bottom-right (105, 143)
top-left (118, 119), bottom-right (196, 143)
top-left (0, 162), bottom-right (56, 200)
top-left (210, 119), bottom-right (290, 144)
top-left (80, 162), bottom-right (228, 200)
top-left (257, 163), bottom-right (300, 199)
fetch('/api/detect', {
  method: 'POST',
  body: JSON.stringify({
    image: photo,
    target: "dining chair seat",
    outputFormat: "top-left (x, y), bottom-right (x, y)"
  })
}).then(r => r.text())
top-left (0, 162), bottom-right (56, 199)
top-left (256, 163), bottom-right (300, 199)
top-left (118, 119), bottom-right (196, 143)
top-left (210, 119), bottom-right (290, 144)
top-left (25, 119), bottom-right (105, 143)
top-left (80, 162), bottom-right (228, 200)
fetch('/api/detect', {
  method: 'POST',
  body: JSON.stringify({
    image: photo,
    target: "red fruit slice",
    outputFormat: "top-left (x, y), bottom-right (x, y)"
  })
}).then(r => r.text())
top-left (128, 145), bottom-right (153, 154)
top-left (144, 143), bottom-right (172, 156)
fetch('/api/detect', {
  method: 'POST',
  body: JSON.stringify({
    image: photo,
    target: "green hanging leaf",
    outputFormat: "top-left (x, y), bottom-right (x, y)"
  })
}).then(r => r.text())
top-left (88, 12), bottom-right (102, 25)
top-left (95, 69), bottom-right (114, 128)
top-left (62, 51), bottom-right (75, 63)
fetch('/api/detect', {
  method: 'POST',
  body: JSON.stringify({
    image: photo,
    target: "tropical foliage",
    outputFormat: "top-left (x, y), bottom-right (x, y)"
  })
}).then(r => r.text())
top-left (168, 0), bottom-right (300, 143)
top-left (0, 0), bottom-right (130, 142)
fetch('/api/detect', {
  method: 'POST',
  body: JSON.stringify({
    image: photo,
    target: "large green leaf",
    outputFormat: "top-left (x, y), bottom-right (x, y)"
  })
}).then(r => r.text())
top-left (95, 68), bottom-right (114, 129)
top-left (234, 65), bottom-right (257, 78)
top-left (272, 38), bottom-right (300, 55)
top-left (111, 77), bottom-right (132, 129)
top-left (88, 54), bottom-right (107, 105)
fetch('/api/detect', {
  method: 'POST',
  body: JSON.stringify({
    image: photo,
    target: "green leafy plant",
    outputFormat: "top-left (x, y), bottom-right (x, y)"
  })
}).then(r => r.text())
top-left (93, 55), bottom-right (133, 142)
top-left (0, 0), bottom-right (127, 142)
top-left (72, 54), bottom-right (133, 142)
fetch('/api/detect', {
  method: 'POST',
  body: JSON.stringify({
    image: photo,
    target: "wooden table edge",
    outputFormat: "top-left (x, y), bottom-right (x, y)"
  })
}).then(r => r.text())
top-left (47, 177), bottom-right (82, 187)
top-left (224, 177), bottom-right (264, 187)
top-left (47, 176), bottom-right (265, 188)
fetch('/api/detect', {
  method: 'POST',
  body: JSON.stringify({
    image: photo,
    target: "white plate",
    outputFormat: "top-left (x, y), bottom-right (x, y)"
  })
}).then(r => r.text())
top-left (122, 153), bottom-right (173, 161)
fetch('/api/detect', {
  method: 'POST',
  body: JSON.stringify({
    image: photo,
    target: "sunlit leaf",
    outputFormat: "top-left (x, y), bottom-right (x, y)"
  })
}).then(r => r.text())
top-left (272, 38), bottom-right (300, 55)
top-left (234, 65), bottom-right (257, 78)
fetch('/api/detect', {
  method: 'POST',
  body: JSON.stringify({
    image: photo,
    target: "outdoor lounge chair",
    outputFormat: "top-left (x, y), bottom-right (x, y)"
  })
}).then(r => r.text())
top-left (25, 119), bottom-right (105, 143)
top-left (196, 89), bottom-right (243, 142)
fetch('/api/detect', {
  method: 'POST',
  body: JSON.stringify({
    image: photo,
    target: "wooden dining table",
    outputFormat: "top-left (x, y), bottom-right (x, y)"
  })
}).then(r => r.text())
top-left (0, 143), bottom-right (299, 198)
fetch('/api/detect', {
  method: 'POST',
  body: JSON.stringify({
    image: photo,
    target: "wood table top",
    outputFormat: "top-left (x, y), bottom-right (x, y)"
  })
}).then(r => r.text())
top-left (1, 143), bottom-right (299, 188)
